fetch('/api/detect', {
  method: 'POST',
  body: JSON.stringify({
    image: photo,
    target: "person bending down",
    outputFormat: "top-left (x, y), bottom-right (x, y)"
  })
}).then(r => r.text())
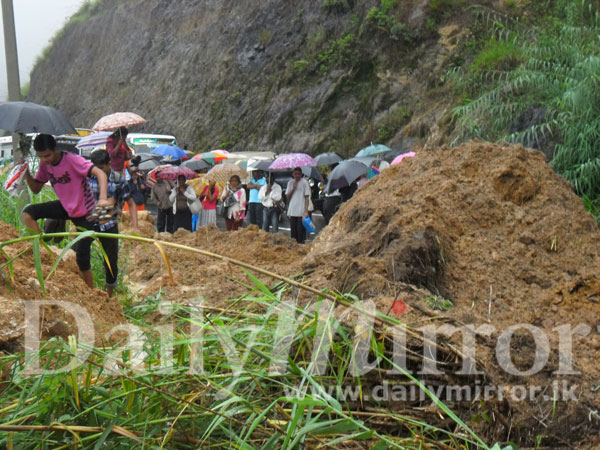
top-left (22, 134), bottom-right (112, 294)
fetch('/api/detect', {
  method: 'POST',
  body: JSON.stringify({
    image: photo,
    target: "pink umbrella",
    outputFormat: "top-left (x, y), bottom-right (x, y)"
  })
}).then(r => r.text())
top-left (92, 112), bottom-right (146, 131)
top-left (269, 153), bottom-right (317, 170)
top-left (391, 152), bottom-right (416, 165)
top-left (155, 166), bottom-right (198, 181)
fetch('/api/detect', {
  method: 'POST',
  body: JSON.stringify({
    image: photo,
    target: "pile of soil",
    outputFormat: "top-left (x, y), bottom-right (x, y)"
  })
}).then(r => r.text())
top-left (125, 224), bottom-right (308, 305)
top-left (0, 222), bottom-right (125, 351)
top-left (303, 141), bottom-right (600, 445)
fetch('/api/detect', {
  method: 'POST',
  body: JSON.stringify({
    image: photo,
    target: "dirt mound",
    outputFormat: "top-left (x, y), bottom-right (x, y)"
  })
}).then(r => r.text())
top-left (307, 141), bottom-right (599, 309)
top-left (0, 222), bottom-right (125, 351)
top-left (125, 224), bottom-right (308, 305)
top-left (304, 141), bottom-right (600, 445)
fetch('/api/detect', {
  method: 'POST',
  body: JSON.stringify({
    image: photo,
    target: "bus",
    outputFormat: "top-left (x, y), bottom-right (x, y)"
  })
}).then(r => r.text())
top-left (126, 133), bottom-right (176, 154)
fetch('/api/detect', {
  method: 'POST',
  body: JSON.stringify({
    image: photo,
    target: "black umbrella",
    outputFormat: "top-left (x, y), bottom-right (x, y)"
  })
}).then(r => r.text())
top-left (137, 159), bottom-right (160, 171)
top-left (247, 159), bottom-right (274, 172)
top-left (326, 160), bottom-right (368, 193)
top-left (181, 158), bottom-right (211, 171)
top-left (0, 101), bottom-right (76, 135)
top-left (315, 152), bottom-right (343, 166)
top-left (301, 165), bottom-right (323, 182)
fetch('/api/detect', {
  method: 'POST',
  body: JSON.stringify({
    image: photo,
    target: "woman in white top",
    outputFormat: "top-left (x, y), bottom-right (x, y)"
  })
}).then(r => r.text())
top-left (220, 175), bottom-right (247, 231)
top-left (258, 173), bottom-right (282, 233)
top-left (168, 175), bottom-right (197, 231)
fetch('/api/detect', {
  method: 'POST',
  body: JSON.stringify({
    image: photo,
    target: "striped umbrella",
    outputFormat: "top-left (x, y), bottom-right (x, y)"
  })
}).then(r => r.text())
top-left (92, 112), bottom-right (146, 131)
top-left (193, 151), bottom-right (228, 164)
top-left (75, 131), bottom-right (112, 150)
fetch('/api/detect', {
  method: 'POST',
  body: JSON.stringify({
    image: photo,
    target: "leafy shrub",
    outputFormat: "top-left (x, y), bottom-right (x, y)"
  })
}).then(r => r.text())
top-left (452, 1), bottom-right (600, 199)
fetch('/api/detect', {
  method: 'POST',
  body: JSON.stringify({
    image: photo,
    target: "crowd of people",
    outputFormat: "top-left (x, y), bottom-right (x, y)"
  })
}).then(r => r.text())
top-left (20, 132), bottom-right (329, 297)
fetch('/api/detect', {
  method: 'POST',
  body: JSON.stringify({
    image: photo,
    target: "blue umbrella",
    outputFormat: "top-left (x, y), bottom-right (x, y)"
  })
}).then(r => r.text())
top-left (356, 144), bottom-right (392, 158)
top-left (152, 144), bottom-right (187, 160)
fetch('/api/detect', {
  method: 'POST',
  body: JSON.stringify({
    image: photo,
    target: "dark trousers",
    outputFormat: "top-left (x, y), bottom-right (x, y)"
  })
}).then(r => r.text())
top-left (174, 209), bottom-right (192, 231)
top-left (289, 216), bottom-right (306, 244)
top-left (23, 200), bottom-right (119, 286)
top-left (225, 217), bottom-right (242, 231)
top-left (248, 203), bottom-right (264, 228)
top-left (157, 207), bottom-right (174, 233)
top-left (323, 196), bottom-right (342, 225)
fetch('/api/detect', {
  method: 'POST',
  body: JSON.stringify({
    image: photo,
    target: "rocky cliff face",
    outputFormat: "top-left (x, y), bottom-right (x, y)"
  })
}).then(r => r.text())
top-left (28, 0), bottom-right (484, 155)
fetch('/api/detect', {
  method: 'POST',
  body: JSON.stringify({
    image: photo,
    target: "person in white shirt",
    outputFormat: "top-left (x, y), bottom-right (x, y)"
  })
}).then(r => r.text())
top-left (285, 167), bottom-right (311, 244)
top-left (258, 173), bottom-right (282, 233)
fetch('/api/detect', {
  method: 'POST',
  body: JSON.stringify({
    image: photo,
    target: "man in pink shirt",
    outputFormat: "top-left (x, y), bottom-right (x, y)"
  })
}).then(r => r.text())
top-left (22, 134), bottom-right (112, 292)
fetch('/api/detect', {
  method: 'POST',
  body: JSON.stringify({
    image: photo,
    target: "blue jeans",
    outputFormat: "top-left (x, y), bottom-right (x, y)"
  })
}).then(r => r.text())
top-left (191, 213), bottom-right (199, 231)
top-left (262, 207), bottom-right (279, 233)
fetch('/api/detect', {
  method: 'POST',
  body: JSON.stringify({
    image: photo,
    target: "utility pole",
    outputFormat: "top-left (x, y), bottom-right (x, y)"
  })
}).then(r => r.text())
top-left (2, 0), bottom-right (20, 102)
top-left (1, 0), bottom-right (22, 154)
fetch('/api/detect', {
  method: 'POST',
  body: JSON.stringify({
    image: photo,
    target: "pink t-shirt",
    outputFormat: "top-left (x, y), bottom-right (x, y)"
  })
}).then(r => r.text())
top-left (35, 152), bottom-right (96, 218)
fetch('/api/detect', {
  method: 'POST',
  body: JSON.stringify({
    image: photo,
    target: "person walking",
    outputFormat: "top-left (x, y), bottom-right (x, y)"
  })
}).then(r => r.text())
top-left (258, 173), bottom-right (282, 233)
top-left (169, 175), bottom-right (196, 231)
top-left (22, 134), bottom-right (112, 293)
top-left (151, 177), bottom-right (174, 233)
top-left (246, 170), bottom-right (266, 229)
top-left (88, 150), bottom-right (128, 297)
top-left (199, 180), bottom-right (219, 227)
top-left (285, 167), bottom-right (310, 244)
top-left (221, 175), bottom-right (246, 231)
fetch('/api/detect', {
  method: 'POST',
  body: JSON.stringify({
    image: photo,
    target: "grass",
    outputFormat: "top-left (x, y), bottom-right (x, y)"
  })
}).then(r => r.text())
top-left (0, 229), bottom-right (494, 449)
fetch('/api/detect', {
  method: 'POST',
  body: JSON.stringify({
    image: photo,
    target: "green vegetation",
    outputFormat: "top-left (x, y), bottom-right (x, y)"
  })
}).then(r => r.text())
top-left (364, 0), bottom-right (412, 42)
top-left (0, 227), bottom-right (494, 449)
top-left (377, 106), bottom-right (413, 141)
top-left (452, 1), bottom-right (600, 204)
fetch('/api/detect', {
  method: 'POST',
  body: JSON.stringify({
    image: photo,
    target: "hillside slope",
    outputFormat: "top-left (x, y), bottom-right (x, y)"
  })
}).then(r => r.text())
top-left (28, 0), bottom-right (493, 154)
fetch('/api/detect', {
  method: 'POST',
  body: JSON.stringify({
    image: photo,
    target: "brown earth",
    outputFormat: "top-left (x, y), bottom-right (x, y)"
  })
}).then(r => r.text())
top-left (2, 141), bottom-right (599, 446)
top-left (0, 222), bottom-right (125, 351)
top-left (302, 141), bottom-right (600, 446)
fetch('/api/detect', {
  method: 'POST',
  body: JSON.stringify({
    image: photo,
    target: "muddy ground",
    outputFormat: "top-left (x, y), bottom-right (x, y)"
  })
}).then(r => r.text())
top-left (1, 141), bottom-right (599, 446)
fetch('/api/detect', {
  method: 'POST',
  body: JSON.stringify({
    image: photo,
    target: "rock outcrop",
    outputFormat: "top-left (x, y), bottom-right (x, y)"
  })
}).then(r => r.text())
top-left (29, 0), bottom-right (487, 154)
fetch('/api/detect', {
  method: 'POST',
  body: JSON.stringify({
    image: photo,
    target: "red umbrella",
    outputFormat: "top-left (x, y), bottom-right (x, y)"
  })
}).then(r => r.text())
top-left (155, 166), bottom-right (198, 180)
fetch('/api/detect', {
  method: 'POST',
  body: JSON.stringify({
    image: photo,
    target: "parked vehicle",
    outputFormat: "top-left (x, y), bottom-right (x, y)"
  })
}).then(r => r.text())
top-left (127, 133), bottom-right (176, 154)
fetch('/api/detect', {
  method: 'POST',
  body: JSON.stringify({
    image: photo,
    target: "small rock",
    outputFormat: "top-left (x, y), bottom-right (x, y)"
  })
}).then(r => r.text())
top-left (551, 305), bottom-right (559, 312)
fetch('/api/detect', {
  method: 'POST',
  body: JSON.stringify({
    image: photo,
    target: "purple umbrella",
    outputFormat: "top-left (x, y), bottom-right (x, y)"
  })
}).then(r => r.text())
top-left (155, 166), bottom-right (199, 180)
top-left (269, 153), bottom-right (316, 170)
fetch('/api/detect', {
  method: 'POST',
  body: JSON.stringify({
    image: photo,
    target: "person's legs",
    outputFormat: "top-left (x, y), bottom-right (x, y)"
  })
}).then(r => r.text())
top-left (166, 209), bottom-right (175, 233)
top-left (191, 213), bottom-right (199, 231)
top-left (290, 216), bottom-right (299, 242)
top-left (271, 208), bottom-right (279, 234)
top-left (98, 226), bottom-right (119, 297)
top-left (262, 207), bottom-right (270, 232)
top-left (225, 217), bottom-right (234, 231)
top-left (232, 219), bottom-right (241, 231)
top-left (248, 203), bottom-right (257, 226)
top-left (22, 200), bottom-right (69, 233)
top-left (156, 208), bottom-right (166, 232)
top-left (298, 217), bottom-right (306, 244)
top-left (126, 198), bottom-right (140, 232)
top-left (255, 203), bottom-right (264, 229)
top-left (71, 217), bottom-right (96, 288)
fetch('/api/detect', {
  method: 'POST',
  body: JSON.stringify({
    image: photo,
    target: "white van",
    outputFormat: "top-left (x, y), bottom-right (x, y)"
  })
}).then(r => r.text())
top-left (127, 133), bottom-right (176, 154)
